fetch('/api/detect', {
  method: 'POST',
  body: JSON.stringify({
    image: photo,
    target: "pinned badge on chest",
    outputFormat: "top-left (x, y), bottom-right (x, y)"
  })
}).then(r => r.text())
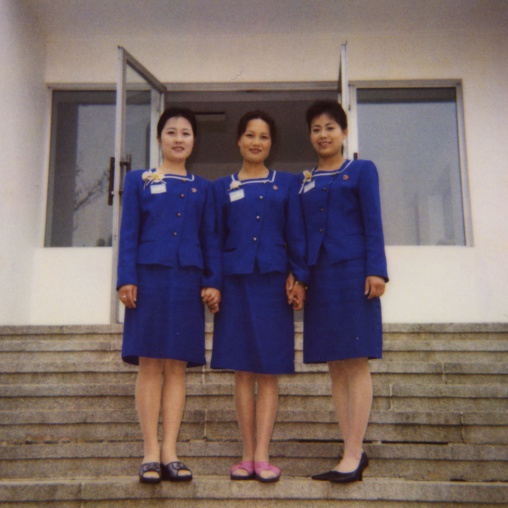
top-left (150, 183), bottom-right (167, 194)
top-left (229, 188), bottom-right (245, 202)
top-left (303, 180), bottom-right (316, 193)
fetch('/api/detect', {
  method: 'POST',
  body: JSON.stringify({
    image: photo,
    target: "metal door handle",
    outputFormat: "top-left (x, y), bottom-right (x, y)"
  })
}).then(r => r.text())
top-left (107, 155), bottom-right (132, 205)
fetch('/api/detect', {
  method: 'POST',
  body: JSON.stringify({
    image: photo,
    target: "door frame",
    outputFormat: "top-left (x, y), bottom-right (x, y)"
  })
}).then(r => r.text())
top-left (111, 47), bottom-right (167, 323)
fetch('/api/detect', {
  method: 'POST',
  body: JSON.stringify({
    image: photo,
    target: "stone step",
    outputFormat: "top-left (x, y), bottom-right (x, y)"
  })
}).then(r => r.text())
top-left (1, 476), bottom-right (507, 507)
top-left (3, 334), bottom-right (507, 350)
top-left (1, 383), bottom-right (506, 413)
top-left (0, 358), bottom-right (508, 384)
top-left (1, 324), bottom-right (507, 354)
top-left (1, 442), bottom-right (507, 482)
top-left (3, 350), bottom-right (506, 366)
top-left (1, 322), bottom-right (507, 339)
top-left (1, 409), bottom-right (505, 447)
top-left (6, 336), bottom-right (507, 352)
top-left (1, 364), bottom-right (506, 387)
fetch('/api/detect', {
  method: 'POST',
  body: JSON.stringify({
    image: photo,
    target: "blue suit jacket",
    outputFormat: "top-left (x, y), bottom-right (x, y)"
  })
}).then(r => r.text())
top-left (117, 169), bottom-right (222, 290)
top-left (214, 170), bottom-right (309, 283)
top-left (299, 160), bottom-right (388, 280)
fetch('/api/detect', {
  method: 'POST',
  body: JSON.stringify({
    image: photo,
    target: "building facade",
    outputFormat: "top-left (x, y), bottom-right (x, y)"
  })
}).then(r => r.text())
top-left (1, 0), bottom-right (507, 325)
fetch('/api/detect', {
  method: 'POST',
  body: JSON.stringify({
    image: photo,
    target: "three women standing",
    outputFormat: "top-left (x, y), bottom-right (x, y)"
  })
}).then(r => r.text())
top-left (293, 100), bottom-right (388, 483)
top-left (117, 107), bottom-right (221, 484)
top-left (211, 111), bottom-right (309, 482)
top-left (118, 102), bottom-right (387, 485)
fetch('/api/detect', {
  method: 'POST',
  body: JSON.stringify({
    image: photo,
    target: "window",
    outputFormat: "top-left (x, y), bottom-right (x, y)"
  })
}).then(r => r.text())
top-left (45, 90), bottom-right (151, 247)
top-left (353, 85), bottom-right (470, 246)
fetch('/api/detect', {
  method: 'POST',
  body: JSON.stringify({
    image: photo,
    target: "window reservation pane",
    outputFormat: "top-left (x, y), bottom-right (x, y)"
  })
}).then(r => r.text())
top-left (45, 91), bottom-right (150, 247)
top-left (357, 88), bottom-right (466, 246)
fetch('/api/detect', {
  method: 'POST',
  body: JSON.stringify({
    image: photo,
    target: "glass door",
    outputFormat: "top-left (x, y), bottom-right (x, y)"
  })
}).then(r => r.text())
top-left (111, 47), bottom-right (167, 322)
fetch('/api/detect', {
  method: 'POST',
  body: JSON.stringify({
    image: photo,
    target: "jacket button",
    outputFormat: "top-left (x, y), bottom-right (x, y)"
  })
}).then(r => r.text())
top-left (173, 232), bottom-right (178, 236)
top-left (177, 213), bottom-right (181, 217)
top-left (319, 229), bottom-right (324, 233)
top-left (320, 208), bottom-right (324, 212)
top-left (323, 187), bottom-right (327, 191)
top-left (180, 194), bottom-right (185, 198)
top-left (259, 196), bottom-right (263, 200)
top-left (253, 237), bottom-right (257, 242)
top-left (256, 216), bottom-right (260, 220)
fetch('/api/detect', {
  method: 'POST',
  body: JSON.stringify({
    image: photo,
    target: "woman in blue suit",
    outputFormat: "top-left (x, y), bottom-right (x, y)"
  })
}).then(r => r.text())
top-left (211, 111), bottom-right (308, 483)
top-left (117, 107), bottom-right (221, 484)
top-left (289, 100), bottom-right (388, 484)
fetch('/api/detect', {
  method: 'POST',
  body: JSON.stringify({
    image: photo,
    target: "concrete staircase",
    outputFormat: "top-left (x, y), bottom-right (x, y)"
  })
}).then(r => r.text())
top-left (0, 323), bottom-right (507, 506)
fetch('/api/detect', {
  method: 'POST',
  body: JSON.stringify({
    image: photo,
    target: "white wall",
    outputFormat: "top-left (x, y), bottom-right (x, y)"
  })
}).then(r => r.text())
top-left (9, 0), bottom-right (508, 324)
top-left (30, 248), bottom-right (112, 325)
top-left (0, 0), bottom-right (49, 324)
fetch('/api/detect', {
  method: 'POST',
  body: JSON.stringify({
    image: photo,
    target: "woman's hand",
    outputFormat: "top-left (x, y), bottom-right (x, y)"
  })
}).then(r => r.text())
top-left (286, 272), bottom-right (295, 301)
top-left (286, 272), bottom-right (306, 310)
top-left (289, 284), bottom-right (306, 310)
top-left (201, 287), bottom-right (221, 314)
top-left (365, 276), bottom-right (385, 299)
top-left (119, 284), bottom-right (137, 308)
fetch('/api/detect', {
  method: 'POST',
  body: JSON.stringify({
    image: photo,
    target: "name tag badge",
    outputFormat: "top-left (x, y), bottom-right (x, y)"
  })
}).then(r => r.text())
top-left (150, 183), bottom-right (166, 194)
top-left (229, 188), bottom-right (245, 202)
top-left (303, 180), bottom-right (316, 193)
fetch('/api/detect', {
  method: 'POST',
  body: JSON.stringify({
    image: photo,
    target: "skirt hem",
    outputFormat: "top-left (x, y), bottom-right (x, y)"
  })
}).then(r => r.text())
top-left (122, 354), bottom-right (205, 368)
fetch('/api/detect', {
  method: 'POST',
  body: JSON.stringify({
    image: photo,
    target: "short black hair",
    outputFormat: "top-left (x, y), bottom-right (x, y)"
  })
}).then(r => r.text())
top-left (157, 107), bottom-right (197, 139)
top-left (237, 110), bottom-right (277, 144)
top-left (305, 100), bottom-right (348, 131)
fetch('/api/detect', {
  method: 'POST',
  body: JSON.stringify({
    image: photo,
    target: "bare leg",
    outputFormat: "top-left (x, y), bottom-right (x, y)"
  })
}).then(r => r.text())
top-left (233, 371), bottom-right (256, 476)
top-left (254, 373), bottom-right (279, 479)
top-left (160, 359), bottom-right (189, 476)
top-left (329, 360), bottom-right (351, 446)
top-left (329, 357), bottom-right (373, 473)
top-left (136, 357), bottom-right (164, 478)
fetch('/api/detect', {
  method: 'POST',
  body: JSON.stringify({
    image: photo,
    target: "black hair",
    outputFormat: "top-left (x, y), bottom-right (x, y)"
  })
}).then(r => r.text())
top-left (157, 107), bottom-right (197, 139)
top-left (237, 110), bottom-right (277, 144)
top-left (305, 100), bottom-right (348, 131)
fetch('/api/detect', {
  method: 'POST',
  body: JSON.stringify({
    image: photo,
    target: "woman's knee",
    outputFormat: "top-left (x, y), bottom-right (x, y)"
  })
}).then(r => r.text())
top-left (162, 359), bottom-right (187, 378)
top-left (256, 374), bottom-right (278, 393)
top-left (139, 357), bottom-right (164, 376)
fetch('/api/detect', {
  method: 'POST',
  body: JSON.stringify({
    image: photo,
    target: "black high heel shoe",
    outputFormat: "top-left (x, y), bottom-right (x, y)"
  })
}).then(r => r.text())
top-left (311, 452), bottom-right (344, 481)
top-left (329, 452), bottom-right (369, 484)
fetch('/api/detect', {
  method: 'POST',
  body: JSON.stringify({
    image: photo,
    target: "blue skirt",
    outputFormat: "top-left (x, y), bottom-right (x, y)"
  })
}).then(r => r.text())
top-left (211, 271), bottom-right (295, 375)
top-left (122, 264), bottom-right (206, 367)
top-left (303, 253), bottom-right (383, 363)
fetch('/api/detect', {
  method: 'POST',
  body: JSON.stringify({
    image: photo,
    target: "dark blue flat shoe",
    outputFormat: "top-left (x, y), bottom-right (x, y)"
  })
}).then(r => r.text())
top-left (138, 462), bottom-right (161, 484)
top-left (161, 461), bottom-right (193, 482)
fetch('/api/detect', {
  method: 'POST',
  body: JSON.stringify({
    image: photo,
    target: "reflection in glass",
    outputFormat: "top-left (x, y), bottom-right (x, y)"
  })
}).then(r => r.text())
top-left (45, 91), bottom-right (150, 247)
top-left (357, 88), bottom-right (465, 246)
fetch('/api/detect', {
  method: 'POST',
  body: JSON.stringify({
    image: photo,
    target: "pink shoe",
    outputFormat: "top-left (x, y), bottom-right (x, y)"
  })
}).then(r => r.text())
top-left (230, 460), bottom-right (255, 480)
top-left (254, 461), bottom-right (281, 483)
